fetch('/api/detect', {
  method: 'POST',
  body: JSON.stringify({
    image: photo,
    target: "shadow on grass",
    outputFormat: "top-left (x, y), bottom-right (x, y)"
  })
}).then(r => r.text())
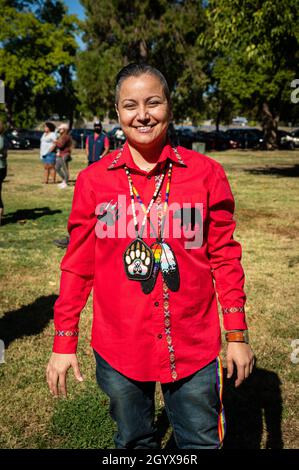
top-left (245, 164), bottom-right (299, 177)
top-left (156, 366), bottom-right (283, 449)
top-left (2, 207), bottom-right (62, 225)
top-left (0, 294), bottom-right (57, 347)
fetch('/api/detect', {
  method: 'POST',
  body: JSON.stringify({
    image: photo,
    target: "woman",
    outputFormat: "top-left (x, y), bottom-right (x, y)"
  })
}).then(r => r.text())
top-left (0, 120), bottom-right (7, 225)
top-left (55, 123), bottom-right (72, 189)
top-left (46, 64), bottom-right (255, 449)
top-left (40, 122), bottom-right (57, 184)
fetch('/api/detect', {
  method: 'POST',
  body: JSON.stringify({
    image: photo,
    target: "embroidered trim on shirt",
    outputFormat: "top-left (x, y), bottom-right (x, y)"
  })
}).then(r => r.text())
top-left (108, 146), bottom-right (186, 170)
top-left (172, 147), bottom-right (186, 166)
top-left (155, 175), bottom-right (178, 382)
top-left (107, 147), bottom-right (123, 169)
top-left (222, 306), bottom-right (245, 314)
top-left (55, 330), bottom-right (79, 337)
top-left (163, 282), bottom-right (178, 381)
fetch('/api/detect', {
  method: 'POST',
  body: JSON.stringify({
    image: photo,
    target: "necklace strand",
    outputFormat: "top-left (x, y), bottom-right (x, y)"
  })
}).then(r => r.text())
top-left (124, 162), bottom-right (172, 240)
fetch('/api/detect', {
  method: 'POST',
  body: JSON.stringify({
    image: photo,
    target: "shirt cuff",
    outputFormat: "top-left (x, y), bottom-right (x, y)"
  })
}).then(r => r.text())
top-left (52, 330), bottom-right (79, 354)
top-left (222, 306), bottom-right (248, 331)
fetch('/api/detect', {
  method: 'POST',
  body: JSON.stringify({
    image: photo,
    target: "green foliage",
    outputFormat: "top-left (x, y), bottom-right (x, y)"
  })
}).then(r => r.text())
top-left (203, 0), bottom-right (299, 130)
top-left (0, 0), bottom-right (79, 127)
top-left (76, 0), bottom-right (209, 122)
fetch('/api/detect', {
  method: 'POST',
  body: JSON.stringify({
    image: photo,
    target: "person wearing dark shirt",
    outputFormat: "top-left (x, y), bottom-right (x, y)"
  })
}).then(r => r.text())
top-left (85, 122), bottom-right (110, 166)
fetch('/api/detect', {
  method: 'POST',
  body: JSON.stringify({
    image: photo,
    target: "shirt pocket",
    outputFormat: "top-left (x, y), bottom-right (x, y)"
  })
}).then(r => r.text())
top-left (168, 193), bottom-right (207, 250)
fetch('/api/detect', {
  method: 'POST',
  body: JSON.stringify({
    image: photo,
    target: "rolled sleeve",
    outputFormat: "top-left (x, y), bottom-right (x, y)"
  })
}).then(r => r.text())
top-left (53, 171), bottom-right (97, 353)
top-left (207, 164), bottom-right (247, 331)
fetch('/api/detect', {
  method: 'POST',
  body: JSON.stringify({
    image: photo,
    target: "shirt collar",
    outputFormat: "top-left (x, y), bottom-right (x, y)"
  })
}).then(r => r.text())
top-left (107, 140), bottom-right (187, 171)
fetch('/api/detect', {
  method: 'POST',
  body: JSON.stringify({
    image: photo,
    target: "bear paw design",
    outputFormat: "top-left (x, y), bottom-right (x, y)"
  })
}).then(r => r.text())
top-left (124, 239), bottom-right (154, 281)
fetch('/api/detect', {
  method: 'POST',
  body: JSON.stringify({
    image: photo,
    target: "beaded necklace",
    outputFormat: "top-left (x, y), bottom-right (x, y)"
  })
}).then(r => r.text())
top-left (123, 160), bottom-right (179, 293)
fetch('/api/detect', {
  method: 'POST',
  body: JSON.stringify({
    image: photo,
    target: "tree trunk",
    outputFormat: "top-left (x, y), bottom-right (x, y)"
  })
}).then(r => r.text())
top-left (215, 110), bottom-right (221, 132)
top-left (215, 101), bottom-right (225, 132)
top-left (68, 107), bottom-right (74, 130)
top-left (261, 102), bottom-right (279, 150)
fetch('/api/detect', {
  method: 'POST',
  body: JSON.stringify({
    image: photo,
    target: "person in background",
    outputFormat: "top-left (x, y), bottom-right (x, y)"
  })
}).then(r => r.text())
top-left (0, 120), bottom-right (8, 225)
top-left (55, 123), bottom-right (72, 189)
top-left (40, 122), bottom-right (57, 184)
top-left (114, 127), bottom-right (125, 148)
top-left (53, 122), bottom-right (109, 248)
top-left (85, 121), bottom-right (109, 166)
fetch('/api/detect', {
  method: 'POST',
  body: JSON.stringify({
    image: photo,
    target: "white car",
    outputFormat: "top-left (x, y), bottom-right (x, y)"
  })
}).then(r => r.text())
top-left (232, 116), bottom-right (248, 126)
top-left (291, 129), bottom-right (299, 147)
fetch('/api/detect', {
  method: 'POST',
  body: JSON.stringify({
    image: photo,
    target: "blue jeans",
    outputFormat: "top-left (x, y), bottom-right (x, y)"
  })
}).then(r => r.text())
top-left (94, 350), bottom-right (225, 449)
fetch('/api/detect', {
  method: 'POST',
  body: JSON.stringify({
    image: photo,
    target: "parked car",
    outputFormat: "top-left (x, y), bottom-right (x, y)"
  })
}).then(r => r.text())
top-left (18, 129), bottom-right (43, 148)
top-left (232, 116), bottom-right (248, 126)
top-left (70, 128), bottom-right (94, 148)
top-left (291, 129), bottom-right (299, 147)
top-left (225, 128), bottom-right (264, 149)
top-left (174, 126), bottom-right (199, 149)
top-left (204, 131), bottom-right (238, 151)
top-left (276, 130), bottom-right (296, 150)
top-left (4, 129), bottom-right (30, 150)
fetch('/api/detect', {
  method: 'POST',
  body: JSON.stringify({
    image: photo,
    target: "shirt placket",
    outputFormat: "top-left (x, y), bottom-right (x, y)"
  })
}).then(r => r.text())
top-left (153, 173), bottom-right (178, 382)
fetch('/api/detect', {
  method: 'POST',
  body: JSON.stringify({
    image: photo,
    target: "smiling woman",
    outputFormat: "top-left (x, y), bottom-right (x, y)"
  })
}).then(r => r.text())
top-left (115, 64), bottom-right (172, 171)
top-left (46, 63), bottom-right (255, 450)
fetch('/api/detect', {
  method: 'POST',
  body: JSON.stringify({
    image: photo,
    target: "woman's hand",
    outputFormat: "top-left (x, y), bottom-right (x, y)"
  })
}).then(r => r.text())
top-left (46, 353), bottom-right (83, 398)
top-left (226, 343), bottom-right (255, 387)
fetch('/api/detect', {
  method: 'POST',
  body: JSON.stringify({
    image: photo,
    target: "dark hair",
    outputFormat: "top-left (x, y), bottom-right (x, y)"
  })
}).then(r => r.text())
top-left (45, 121), bottom-right (56, 132)
top-left (115, 63), bottom-right (171, 105)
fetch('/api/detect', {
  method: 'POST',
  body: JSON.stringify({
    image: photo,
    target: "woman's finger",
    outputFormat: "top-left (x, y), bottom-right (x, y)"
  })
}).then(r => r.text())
top-left (58, 373), bottom-right (67, 398)
top-left (235, 364), bottom-right (245, 387)
top-left (48, 369), bottom-right (59, 397)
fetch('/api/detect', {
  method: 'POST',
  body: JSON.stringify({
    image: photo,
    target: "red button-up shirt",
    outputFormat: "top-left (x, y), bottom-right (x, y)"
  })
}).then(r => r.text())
top-left (53, 142), bottom-right (247, 383)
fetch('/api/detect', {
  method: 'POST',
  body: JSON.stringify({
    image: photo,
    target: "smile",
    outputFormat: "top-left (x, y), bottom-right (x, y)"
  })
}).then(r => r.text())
top-left (134, 125), bottom-right (156, 133)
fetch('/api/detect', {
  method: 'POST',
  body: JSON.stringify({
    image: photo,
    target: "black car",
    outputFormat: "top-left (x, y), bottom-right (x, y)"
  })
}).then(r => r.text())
top-left (4, 129), bottom-right (30, 150)
top-left (174, 127), bottom-right (199, 149)
top-left (225, 128), bottom-right (264, 149)
top-left (204, 131), bottom-right (238, 151)
top-left (18, 129), bottom-right (43, 148)
top-left (70, 128), bottom-right (94, 148)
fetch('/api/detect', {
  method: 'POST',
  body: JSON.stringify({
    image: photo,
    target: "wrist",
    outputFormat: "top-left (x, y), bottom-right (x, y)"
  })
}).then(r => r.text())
top-left (225, 330), bottom-right (249, 344)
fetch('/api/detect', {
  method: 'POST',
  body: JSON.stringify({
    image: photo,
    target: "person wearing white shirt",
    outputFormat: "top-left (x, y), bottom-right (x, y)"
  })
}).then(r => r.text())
top-left (40, 122), bottom-right (57, 184)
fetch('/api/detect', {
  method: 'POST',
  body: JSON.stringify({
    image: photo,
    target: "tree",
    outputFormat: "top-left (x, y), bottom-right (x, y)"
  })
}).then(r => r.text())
top-left (202, 0), bottom-right (299, 146)
top-left (0, 0), bottom-right (79, 127)
top-left (76, 0), bottom-right (209, 122)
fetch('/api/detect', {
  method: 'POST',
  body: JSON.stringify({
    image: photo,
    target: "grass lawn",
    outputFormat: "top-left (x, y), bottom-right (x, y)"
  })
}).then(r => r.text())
top-left (0, 148), bottom-right (298, 449)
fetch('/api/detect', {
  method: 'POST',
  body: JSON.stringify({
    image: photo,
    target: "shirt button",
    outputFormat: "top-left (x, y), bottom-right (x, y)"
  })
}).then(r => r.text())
top-left (147, 175), bottom-right (151, 179)
top-left (158, 334), bottom-right (163, 339)
top-left (154, 301), bottom-right (159, 307)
